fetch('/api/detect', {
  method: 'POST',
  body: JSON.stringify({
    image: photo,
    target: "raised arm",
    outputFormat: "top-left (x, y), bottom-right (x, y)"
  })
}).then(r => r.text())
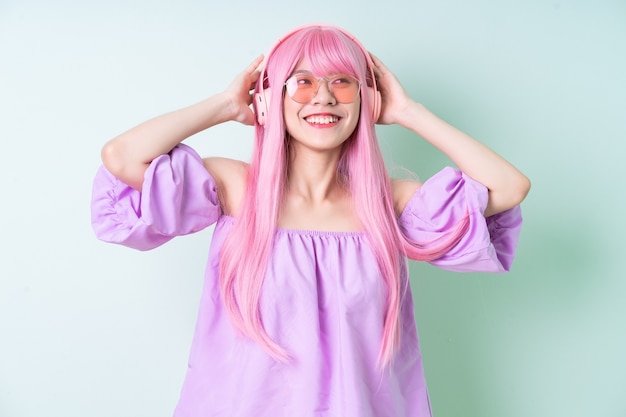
top-left (371, 54), bottom-right (530, 217)
top-left (101, 55), bottom-right (263, 190)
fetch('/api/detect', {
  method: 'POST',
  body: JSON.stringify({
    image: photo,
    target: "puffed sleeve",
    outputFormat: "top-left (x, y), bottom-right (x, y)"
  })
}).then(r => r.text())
top-left (90, 144), bottom-right (221, 251)
top-left (398, 167), bottom-right (523, 273)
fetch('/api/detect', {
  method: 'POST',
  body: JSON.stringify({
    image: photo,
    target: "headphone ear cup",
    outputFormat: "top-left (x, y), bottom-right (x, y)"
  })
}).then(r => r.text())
top-left (368, 87), bottom-right (381, 123)
top-left (254, 92), bottom-right (267, 126)
top-left (254, 89), bottom-right (271, 126)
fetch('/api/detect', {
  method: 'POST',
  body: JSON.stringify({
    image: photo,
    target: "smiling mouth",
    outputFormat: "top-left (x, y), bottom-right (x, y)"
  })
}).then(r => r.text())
top-left (304, 115), bottom-right (340, 125)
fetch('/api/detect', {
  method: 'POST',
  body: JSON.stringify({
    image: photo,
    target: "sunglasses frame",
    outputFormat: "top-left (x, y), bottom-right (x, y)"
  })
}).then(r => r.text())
top-left (284, 73), bottom-right (362, 104)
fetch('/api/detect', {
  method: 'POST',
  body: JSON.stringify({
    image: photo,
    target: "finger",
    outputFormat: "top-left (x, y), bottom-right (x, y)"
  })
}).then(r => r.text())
top-left (371, 64), bottom-right (382, 78)
top-left (242, 108), bottom-right (256, 126)
top-left (248, 74), bottom-right (260, 91)
top-left (246, 55), bottom-right (264, 90)
top-left (368, 52), bottom-right (384, 79)
top-left (369, 52), bottom-right (382, 67)
top-left (370, 52), bottom-right (386, 69)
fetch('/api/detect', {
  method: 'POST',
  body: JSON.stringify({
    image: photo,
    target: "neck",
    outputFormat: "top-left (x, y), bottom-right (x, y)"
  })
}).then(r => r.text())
top-left (286, 146), bottom-right (345, 203)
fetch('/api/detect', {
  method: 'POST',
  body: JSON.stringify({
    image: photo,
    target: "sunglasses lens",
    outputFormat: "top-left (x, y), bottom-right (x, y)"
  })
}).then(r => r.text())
top-left (329, 75), bottom-right (360, 102)
top-left (285, 75), bottom-right (317, 103)
top-left (285, 74), bottom-right (360, 103)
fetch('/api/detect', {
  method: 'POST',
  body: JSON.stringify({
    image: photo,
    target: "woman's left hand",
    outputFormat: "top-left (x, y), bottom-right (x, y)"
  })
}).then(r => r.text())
top-left (370, 53), bottom-right (414, 126)
top-left (369, 54), bottom-right (531, 216)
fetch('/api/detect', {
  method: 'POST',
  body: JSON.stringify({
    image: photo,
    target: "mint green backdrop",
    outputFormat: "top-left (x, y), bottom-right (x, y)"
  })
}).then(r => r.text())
top-left (0, 1), bottom-right (623, 416)
top-left (374, 2), bottom-right (626, 416)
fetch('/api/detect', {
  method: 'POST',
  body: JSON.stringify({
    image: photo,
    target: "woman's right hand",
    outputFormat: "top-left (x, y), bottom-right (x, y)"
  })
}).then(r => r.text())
top-left (101, 55), bottom-right (265, 190)
top-left (224, 55), bottom-right (264, 126)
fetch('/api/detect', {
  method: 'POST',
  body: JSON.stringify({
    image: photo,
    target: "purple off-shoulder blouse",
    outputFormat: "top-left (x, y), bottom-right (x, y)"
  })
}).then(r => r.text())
top-left (91, 144), bottom-right (522, 417)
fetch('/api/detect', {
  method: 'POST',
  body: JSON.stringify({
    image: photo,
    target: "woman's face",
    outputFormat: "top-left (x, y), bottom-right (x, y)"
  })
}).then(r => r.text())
top-left (283, 59), bottom-right (361, 155)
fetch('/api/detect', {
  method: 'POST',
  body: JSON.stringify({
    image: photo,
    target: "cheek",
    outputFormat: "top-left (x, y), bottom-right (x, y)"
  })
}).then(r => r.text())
top-left (347, 103), bottom-right (361, 130)
top-left (283, 99), bottom-right (300, 133)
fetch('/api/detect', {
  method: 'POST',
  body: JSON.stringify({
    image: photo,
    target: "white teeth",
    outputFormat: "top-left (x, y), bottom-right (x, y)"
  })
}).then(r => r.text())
top-left (305, 115), bottom-right (339, 124)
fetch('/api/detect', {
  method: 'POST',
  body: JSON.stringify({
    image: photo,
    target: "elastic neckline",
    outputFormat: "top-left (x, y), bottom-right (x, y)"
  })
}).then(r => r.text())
top-left (219, 215), bottom-right (365, 237)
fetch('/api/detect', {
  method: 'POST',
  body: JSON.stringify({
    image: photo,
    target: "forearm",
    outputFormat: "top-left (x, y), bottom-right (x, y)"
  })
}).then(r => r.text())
top-left (399, 102), bottom-right (530, 216)
top-left (101, 92), bottom-right (235, 190)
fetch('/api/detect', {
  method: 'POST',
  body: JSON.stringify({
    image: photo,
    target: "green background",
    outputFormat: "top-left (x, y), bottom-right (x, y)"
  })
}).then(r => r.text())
top-left (375, 2), bottom-right (626, 415)
top-left (1, 0), bottom-right (624, 416)
top-left (374, 2), bottom-right (626, 416)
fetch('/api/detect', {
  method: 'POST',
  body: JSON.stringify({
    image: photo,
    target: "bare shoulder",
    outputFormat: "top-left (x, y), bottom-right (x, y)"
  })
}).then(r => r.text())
top-left (203, 157), bottom-right (249, 216)
top-left (391, 178), bottom-right (422, 216)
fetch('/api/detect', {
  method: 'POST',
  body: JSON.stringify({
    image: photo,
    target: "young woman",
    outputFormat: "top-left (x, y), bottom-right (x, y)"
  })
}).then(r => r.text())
top-left (92, 23), bottom-right (530, 417)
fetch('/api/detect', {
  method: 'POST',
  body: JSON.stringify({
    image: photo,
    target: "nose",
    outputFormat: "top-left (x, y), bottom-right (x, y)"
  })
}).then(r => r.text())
top-left (312, 80), bottom-right (337, 105)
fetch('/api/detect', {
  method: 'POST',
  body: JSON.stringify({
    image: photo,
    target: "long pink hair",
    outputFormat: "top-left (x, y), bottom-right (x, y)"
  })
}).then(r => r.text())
top-left (219, 26), bottom-right (468, 366)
